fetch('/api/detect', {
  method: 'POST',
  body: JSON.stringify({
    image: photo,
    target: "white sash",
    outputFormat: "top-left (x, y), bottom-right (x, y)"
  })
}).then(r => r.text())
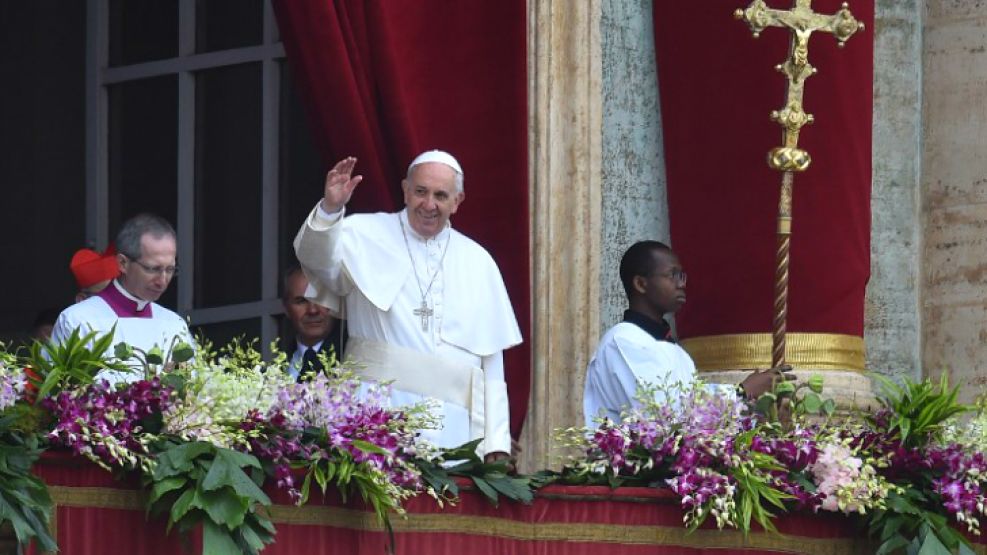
top-left (343, 337), bottom-right (485, 441)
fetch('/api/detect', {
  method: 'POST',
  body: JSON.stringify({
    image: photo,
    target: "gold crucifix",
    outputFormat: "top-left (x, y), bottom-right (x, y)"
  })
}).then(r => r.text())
top-left (734, 0), bottom-right (864, 368)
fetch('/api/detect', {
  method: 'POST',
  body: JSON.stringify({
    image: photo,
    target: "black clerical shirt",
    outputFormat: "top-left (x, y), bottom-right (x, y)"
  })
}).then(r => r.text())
top-left (622, 309), bottom-right (674, 343)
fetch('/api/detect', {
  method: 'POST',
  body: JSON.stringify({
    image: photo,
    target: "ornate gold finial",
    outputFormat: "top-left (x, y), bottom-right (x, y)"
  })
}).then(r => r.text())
top-left (734, 0), bottom-right (864, 368)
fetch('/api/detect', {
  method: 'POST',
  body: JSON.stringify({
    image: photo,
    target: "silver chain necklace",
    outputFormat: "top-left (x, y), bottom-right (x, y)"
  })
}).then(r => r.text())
top-left (399, 214), bottom-right (451, 331)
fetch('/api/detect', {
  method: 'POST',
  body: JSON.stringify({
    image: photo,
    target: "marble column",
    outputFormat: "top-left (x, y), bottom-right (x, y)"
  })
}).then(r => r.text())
top-left (520, 0), bottom-right (602, 473)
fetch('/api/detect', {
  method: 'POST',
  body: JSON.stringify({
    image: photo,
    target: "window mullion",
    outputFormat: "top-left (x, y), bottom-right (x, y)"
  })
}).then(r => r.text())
top-left (176, 0), bottom-right (196, 317)
top-left (86, 0), bottom-right (110, 249)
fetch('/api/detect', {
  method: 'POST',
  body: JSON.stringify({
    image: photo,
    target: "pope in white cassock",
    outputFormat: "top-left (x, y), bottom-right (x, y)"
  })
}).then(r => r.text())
top-left (52, 213), bottom-right (192, 384)
top-left (294, 151), bottom-right (522, 463)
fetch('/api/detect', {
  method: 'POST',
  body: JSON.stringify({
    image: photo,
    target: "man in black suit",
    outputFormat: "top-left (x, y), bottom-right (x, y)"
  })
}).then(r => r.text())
top-left (282, 265), bottom-right (344, 380)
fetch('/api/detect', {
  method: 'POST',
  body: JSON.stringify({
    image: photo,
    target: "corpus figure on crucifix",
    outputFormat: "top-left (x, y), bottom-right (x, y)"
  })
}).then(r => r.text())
top-left (294, 151), bottom-right (521, 464)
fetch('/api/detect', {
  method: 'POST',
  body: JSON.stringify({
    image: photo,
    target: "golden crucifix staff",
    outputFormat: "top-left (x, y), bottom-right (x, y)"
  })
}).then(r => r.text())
top-left (734, 0), bottom-right (864, 368)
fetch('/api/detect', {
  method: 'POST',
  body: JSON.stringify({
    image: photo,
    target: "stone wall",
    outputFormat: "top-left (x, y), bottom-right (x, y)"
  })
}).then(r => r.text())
top-left (866, 0), bottom-right (924, 383)
top-left (600, 0), bottom-right (668, 331)
top-left (921, 1), bottom-right (987, 400)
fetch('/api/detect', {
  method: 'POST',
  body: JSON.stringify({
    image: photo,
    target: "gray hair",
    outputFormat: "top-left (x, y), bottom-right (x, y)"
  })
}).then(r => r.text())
top-left (115, 213), bottom-right (177, 260)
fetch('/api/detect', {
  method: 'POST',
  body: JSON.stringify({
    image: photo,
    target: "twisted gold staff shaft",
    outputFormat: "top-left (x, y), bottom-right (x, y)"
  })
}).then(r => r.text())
top-left (734, 0), bottom-right (863, 368)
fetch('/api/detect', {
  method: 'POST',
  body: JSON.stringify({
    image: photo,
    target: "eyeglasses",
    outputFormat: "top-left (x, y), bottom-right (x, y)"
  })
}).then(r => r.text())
top-left (128, 258), bottom-right (179, 278)
top-left (654, 269), bottom-right (687, 286)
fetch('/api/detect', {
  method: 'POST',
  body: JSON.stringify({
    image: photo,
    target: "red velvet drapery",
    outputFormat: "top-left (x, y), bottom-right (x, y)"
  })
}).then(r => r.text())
top-left (653, 1), bottom-right (873, 340)
top-left (272, 1), bottom-right (530, 437)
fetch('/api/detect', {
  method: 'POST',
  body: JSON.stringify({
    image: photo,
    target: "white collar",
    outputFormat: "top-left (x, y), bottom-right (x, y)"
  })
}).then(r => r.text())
top-left (113, 279), bottom-right (151, 312)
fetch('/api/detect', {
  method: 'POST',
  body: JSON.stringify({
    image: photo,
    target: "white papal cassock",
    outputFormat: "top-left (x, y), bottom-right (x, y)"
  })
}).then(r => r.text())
top-left (51, 280), bottom-right (192, 384)
top-left (295, 203), bottom-right (522, 456)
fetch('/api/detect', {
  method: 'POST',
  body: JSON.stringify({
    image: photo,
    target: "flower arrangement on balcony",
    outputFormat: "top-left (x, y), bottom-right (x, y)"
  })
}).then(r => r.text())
top-left (10, 330), bottom-right (438, 555)
top-left (0, 327), bottom-right (984, 555)
top-left (551, 374), bottom-right (985, 555)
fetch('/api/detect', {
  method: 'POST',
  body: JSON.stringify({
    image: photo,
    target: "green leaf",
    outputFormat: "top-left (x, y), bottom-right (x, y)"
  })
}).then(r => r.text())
top-left (754, 393), bottom-right (776, 415)
top-left (154, 442), bottom-right (215, 479)
top-left (876, 534), bottom-right (910, 555)
top-left (202, 518), bottom-right (242, 555)
top-left (114, 342), bottom-right (134, 360)
top-left (207, 450), bottom-right (270, 505)
top-left (198, 488), bottom-right (249, 530)
top-left (237, 519), bottom-right (266, 552)
top-left (202, 453), bottom-right (233, 492)
top-left (146, 346), bottom-right (164, 365)
top-left (801, 392), bottom-right (822, 414)
top-left (169, 488), bottom-right (199, 524)
top-left (439, 438), bottom-right (484, 463)
top-left (170, 342), bottom-right (195, 363)
top-left (774, 381), bottom-right (796, 395)
top-left (479, 471), bottom-right (535, 503)
top-left (899, 417), bottom-right (912, 444)
top-left (821, 398), bottom-right (836, 416)
top-left (351, 439), bottom-right (390, 455)
top-left (148, 476), bottom-right (187, 505)
top-left (215, 447), bottom-right (261, 471)
top-left (470, 477), bottom-right (500, 506)
top-left (917, 530), bottom-right (950, 555)
top-left (807, 374), bottom-right (824, 394)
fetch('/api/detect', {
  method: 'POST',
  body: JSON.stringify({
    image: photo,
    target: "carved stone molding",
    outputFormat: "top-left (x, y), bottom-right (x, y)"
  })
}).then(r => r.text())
top-left (519, 0), bottom-right (602, 473)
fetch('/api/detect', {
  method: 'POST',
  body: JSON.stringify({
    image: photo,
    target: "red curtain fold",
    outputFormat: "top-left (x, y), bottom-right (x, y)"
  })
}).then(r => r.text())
top-left (653, 1), bottom-right (874, 339)
top-left (272, 0), bottom-right (530, 438)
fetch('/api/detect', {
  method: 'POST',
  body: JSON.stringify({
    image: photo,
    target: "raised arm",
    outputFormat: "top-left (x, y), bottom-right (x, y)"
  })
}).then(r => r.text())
top-left (320, 156), bottom-right (363, 214)
top-left (294, 157), bottom-right (364, 305)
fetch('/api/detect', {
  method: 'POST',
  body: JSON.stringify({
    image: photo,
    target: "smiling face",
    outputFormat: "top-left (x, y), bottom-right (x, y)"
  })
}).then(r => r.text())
top-left (117, 233), bottom-right (177, 302)
top-left (401, 162), bottom-right (464, 238)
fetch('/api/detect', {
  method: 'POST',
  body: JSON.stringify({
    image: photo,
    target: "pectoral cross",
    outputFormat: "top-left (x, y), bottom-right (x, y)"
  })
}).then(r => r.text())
top-left (413, 299), bottom-right (433, 331)
top-left (734, 0), bottom-right (864, 368)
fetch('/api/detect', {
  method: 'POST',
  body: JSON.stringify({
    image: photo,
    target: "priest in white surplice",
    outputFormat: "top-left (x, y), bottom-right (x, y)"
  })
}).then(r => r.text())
top-left (294, 151), bottom-right (521, 462)
top-left (52, 214), bottom-right (192, 384)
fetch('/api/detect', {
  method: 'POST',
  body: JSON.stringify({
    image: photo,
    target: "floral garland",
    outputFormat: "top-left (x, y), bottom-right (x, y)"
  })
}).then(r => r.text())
top-left (554, 376), bottom-right (986, 555)
top-left (3, 331), bottom-right (987, 555)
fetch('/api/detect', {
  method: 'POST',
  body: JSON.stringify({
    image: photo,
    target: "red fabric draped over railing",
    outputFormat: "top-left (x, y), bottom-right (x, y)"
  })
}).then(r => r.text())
top-left (653, 1), bottom-right (873, 340)
top-left (272, 0), bottom-right (530, 437)
top-left (28, 454), bottom-right (882, 555)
